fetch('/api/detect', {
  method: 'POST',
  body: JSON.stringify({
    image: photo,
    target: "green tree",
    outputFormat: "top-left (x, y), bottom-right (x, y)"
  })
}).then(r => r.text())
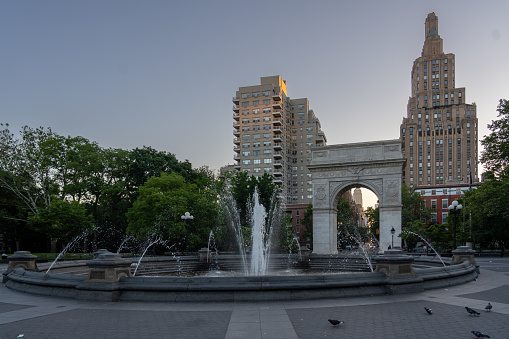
top-left (0, 184), bottom-right (30, 251)
top-left (227, 171), bottom-right (280, 226)
top-left (301, 204), bottom-right (313, 248)
top-left (126, 172), bottom-right (219, 252)
top-left (27, 196), bottom-right (94, 249)
top-left (401, 183), bottom-right (431, 227)
top-left (464, 178), bottom-right (509, 249)
top-left (481, 99), bottom-right (509, 178)
top-left (365, 206), bottom-right (379, 241)
top-left (0, 124), bottom-right (61, 216)
top-left (400, 219), bottom-right (427, 249)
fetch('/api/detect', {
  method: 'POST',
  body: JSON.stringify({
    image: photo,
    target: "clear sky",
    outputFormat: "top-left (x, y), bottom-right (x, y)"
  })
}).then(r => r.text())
top-left (1, 1), bottom-right (508, 208)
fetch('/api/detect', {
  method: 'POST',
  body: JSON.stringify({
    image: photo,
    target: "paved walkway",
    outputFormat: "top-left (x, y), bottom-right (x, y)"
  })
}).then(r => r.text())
top-left (1, 258), bottom-right (508, 339)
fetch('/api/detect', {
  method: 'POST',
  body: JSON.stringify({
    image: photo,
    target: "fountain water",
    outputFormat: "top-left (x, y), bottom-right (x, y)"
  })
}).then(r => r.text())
top-left (222, 188), bottom-right (283, 276)
top-left (46, 232), bottom-right (89, 273)
top-left (133, 237), bottom-right (175, 276)
top-left (348, 234), bottom-right (374, 272)
top-left (403, 230), bottom-right (446, 267)
top-left (249, 190), bottom-right (271, 275)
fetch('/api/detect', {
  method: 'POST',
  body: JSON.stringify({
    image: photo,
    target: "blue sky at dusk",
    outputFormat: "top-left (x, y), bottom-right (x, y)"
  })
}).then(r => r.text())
top-left (1, 1), bottom-right (508, 206)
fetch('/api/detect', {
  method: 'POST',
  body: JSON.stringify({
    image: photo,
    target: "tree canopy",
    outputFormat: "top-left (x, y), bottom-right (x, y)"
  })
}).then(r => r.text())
top-left (0, 124), bottom-right (214, 253)
top-left (481, 99), bottom-right (509, 178)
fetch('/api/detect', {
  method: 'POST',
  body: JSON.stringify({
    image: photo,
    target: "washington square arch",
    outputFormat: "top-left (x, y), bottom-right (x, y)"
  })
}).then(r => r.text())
top-left (308, 139), bottom-right (405, 254)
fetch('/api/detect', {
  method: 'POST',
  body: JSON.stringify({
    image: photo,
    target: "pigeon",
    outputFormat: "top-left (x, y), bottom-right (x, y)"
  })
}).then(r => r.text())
top-left (485, 303), bottom-right (492, 312)
top-left (328, 319), bottom-right (344, 326)
top-left (466, 307), bottom-right (480, 316)
top-left (471, 330), bottom-right (490, 338)
top-left (424, 306), bottom-right (433, 315)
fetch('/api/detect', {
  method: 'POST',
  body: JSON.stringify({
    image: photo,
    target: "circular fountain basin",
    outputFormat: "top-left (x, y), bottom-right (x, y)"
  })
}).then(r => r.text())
top-left (3, 253), bottom-right (478, 302)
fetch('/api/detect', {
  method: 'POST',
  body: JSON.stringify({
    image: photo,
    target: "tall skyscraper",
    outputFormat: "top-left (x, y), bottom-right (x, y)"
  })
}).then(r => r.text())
top-left (232, 76), bottom-right (327, 248)
top-left (400, 12), bottom-right (479, 189)
top-left (232, 75), bottom-right (327, 205)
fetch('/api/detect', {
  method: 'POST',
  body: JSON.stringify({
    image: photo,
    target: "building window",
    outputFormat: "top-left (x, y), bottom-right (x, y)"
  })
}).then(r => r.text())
top-left (262, 108), bottom-right (271, 113)
top-left (252, 92), bottom-right (259, 97)
top-left (262, 90), bottom-right (270, 96)
top-left (242, 102), bottom-right (249, 107)
top-left (242, 160), bottom-right (250, 165)
top-left (264, 158), bottom-right (272, 164)
top-left (253, 108), bottom-right (260, 114)
top-left (253, 100), bottom-right (259, 106)
top-left (442, 212), bottom-right (448, 222)
top-left (263, 99), bottom-right (271, 105)
top-left (442, 199), bottom-right (448, 209)
top-left (241, 93), bottom-right (249, 99)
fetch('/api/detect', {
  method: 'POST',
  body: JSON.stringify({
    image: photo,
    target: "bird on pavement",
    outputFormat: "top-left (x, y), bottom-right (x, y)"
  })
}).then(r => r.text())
top-left (471, 330), bottom-right (490, 338)
top-left (466, 307), bottom-right (480, 316)
top-left (328, 319), bottom-right (345, 326)
top-left (424, 307), bottom-right (433, 315)
top-left (485, 303), bottom-right (492, 312)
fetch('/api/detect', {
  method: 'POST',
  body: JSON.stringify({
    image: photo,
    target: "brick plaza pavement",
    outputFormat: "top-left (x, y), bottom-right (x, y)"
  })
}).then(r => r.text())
top-left (1, 257), bottom-right (508, 339)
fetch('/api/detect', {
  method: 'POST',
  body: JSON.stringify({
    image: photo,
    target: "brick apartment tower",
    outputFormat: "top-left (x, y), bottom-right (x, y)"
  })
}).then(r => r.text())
top-left (232, 76), bottom-right (327, 246)
top-left (400, 13), bottom-right (479, 189)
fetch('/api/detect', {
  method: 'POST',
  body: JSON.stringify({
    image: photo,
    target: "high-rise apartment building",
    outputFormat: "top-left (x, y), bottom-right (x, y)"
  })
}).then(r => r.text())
top-left (400, 13), bottom-right (479, 189)
top-left (232, 75), bottom-right (327, 205)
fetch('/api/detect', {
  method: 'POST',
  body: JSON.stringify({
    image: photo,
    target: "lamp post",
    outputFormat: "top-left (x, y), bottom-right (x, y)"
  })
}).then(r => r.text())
top-left (181, 212), bottom-right (194, 255)
top-left (448, 200), bottom-right (463, 249)
top-left (390, 227), bottom-right (395, 249)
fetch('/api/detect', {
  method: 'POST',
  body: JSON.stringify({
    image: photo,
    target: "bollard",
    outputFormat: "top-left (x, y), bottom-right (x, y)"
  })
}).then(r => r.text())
top-left (85, 251), bottom-right (132, 283)
top-left (199, 248), bottom-right (212, 262)
top-left (3, 251), bottom-right (38, 283)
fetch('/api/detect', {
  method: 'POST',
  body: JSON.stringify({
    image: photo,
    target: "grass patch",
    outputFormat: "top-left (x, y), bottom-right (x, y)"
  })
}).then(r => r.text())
top-left (32, 253), bottom-right (94, 260)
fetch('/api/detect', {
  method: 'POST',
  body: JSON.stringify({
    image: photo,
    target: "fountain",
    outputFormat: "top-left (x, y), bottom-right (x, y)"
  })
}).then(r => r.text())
top-left (3, 188), bottom-right (479, 302)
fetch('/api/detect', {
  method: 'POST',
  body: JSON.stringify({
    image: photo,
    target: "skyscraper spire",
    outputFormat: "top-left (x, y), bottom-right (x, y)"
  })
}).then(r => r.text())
top-left (422, 12), bottom-right (443, 57)
top-left (425, 12), bottom-right (439, 38)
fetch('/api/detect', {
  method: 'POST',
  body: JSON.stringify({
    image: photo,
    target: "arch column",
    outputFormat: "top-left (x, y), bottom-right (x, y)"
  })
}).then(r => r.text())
top-left (312, 207), bottom-right (338, 254)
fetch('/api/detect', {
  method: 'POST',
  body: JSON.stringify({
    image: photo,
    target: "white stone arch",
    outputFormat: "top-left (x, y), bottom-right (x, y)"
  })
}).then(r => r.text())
top-left (308, 140), bottom-right (405, 254)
